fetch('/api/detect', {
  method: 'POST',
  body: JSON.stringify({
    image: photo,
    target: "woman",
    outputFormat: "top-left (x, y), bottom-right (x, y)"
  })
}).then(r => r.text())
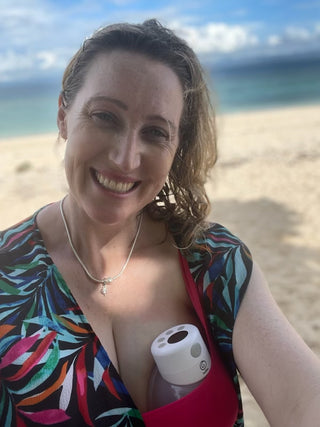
top-left (0, 19), bottom-right (319, 427)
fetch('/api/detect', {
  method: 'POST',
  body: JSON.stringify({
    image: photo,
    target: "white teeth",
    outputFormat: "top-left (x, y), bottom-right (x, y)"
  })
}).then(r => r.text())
top-left (95, 172), bottom-right (135, 193)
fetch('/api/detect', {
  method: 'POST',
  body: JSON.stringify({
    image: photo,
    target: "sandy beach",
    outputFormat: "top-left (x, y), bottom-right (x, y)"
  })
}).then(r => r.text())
top-left (1, 104), bottom-right (319, 425)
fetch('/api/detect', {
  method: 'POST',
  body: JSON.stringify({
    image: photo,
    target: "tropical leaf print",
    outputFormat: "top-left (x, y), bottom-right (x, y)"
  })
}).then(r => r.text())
top-left (0, 213), bottom-right (144, 426)
top-left (0, 212), bottom-right (251, 426)
top-left (186, 224), bottom-right (253, 426)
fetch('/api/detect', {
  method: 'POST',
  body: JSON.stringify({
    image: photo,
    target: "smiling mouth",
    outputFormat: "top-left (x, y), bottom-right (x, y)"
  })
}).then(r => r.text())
top-left (95, 171), bottom-right (138, 194)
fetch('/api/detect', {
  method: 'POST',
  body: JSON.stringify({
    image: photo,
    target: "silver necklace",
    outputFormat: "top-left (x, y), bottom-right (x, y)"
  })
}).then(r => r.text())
top-left (59, 197), bottom-right (143, 296)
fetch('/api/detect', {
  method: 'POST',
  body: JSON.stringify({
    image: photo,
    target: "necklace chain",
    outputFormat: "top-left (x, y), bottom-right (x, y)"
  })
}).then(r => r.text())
top-left (59, 197), bottom-right (143, 296)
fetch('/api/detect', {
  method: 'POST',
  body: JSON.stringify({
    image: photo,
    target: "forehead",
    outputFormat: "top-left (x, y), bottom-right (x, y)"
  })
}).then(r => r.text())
top-left (75, 50), bottom-right (184, 117)
top-left (84, 50), bottom-right (181, 86)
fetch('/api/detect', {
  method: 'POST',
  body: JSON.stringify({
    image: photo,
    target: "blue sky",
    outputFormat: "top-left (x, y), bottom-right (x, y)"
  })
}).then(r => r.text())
top-left (1, 0), bottom-right (319, 82)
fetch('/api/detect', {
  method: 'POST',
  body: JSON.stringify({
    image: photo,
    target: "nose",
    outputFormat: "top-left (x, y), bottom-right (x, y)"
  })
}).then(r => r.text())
top-left (108, 130), bottom-right (141, 173)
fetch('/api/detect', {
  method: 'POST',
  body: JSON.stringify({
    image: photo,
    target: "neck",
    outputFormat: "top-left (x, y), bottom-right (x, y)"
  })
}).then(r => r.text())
top-left (60, 195), bottom-right (143, 285)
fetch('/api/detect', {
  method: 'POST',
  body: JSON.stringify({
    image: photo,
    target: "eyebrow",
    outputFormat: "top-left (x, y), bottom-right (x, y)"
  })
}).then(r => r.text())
top-left (87, 96), bottom-right (178, 133)
top-left (87, 95), bottom-right (128, 110)
top-left (146, 115), bottom-right (177, 134)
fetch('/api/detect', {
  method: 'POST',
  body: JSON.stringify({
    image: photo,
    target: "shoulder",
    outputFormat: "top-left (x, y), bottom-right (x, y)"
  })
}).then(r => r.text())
top-left (181, 223), bottom-right (253, 333)
top-left (0, 209), bottom-right (46, 270)
top-left (0, 205), bottom-right (50, 250)
top-left (0, 209), bottom-right (53, 300)
top-left (0, 214), bottom-right (37, 252)
top-left (200, 223), bottom-right (251, 257)
top-left (187, 223), bottom-right (253, 300)
top-left (188, 222), bottom-right (252, 261)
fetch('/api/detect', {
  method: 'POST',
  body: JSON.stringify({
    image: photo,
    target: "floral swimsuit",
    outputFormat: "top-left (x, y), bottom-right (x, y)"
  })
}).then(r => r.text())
top-left (0, 209), bottom-right (252, 426)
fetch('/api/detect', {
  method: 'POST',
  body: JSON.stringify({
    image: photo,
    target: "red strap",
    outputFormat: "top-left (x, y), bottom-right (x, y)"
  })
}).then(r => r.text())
top-left (142, 253), bottom-right (238, 427)
top-left (178, 253), bottom-right (211, 341)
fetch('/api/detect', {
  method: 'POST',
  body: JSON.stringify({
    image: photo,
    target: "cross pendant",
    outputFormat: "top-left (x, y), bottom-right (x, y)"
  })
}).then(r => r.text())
top-left (100, 278), bottom-right (112, 296)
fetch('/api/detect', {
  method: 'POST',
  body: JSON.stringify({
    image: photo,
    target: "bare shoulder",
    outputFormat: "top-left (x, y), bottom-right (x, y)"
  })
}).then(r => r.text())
top-left (36, 201), bottom-right (65, 251)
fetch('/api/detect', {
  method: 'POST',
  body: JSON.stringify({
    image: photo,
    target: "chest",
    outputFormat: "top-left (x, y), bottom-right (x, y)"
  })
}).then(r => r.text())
top-left (55, 248), bottom-right (202, 413)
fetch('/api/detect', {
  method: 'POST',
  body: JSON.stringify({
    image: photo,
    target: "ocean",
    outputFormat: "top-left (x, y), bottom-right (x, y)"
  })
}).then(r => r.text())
top-left (1, 55), bottom-right (320, 138)
top-left (208, 55), bottom-right (320, 113)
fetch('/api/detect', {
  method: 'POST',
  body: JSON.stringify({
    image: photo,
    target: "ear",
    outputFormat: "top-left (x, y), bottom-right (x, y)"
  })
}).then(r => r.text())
top-left (57, 94), bottom-right (68, 140)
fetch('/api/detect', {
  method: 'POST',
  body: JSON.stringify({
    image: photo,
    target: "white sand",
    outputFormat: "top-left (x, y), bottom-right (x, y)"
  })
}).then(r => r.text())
top-left (1, 104), bottom-right (320, 425)
top-left (209, 104), bottom-right (320, 426)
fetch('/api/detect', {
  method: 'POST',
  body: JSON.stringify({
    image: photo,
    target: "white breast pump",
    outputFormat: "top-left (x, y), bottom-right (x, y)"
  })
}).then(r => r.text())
top-left (147, 324), bottom-right (211, 410)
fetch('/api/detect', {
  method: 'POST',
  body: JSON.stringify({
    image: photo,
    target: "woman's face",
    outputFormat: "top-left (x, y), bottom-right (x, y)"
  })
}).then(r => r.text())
top-left (58, 50), bottom-right (184, 225)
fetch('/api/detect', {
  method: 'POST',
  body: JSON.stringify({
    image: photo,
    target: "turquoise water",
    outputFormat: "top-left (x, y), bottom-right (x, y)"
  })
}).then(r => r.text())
top-left (1, 56), bottom-right (320, 138)
top-left (0, 80), bottom-right (60, 138)
top-left (208, 55), bottom-right (320, 113)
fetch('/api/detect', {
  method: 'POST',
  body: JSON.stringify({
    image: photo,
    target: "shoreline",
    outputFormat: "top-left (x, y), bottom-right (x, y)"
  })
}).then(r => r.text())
top-left (1, 103), bottom-right (319, 426)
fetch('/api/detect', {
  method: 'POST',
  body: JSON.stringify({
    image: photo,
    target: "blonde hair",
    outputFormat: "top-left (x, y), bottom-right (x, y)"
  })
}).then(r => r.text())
top-left (61, 19), bottom-right (217, 251)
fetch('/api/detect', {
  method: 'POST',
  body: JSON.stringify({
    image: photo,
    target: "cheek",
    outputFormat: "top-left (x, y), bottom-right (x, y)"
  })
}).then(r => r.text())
top-left (163, 144), bottom-right (178, 175)
top-left (149, 151), bottom-right (176, 187)
top-left (63, 149), bottom-right (75, 185)
top-left (64, 132), bottom-right (93, 163)
top-left (63, 139), bottom-right (88, 182)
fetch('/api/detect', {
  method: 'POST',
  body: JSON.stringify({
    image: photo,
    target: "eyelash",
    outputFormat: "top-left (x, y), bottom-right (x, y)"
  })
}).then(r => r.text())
top-left (143, 127), bottom-right (170, 142)
top-left (91, 111), bottom-right (116, 124)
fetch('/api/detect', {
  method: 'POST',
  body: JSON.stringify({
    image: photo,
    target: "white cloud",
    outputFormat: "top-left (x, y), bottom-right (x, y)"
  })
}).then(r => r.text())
top-left (36, 50), bottom-right (70, 70)
top-left (267, 23), bottom-right (320, 49)
top-left (284, 26), bottom-right (312, 41)
top-left (0, 0), bottom-right (99, 81)
top-left (0, 0), bottom-right (319, 82)
top-left (36, 52), bottom-right (57, 70)
top-left (169, 22), bottom-right (259, 54)
top-left (0, 50), bottom-right (34, 74)
top-left (0, 1), bottom-right (56, 46)
top-left (268, 35), bottom-right (281, 46)
top-left (0, 48), bottom-right (72, 81)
